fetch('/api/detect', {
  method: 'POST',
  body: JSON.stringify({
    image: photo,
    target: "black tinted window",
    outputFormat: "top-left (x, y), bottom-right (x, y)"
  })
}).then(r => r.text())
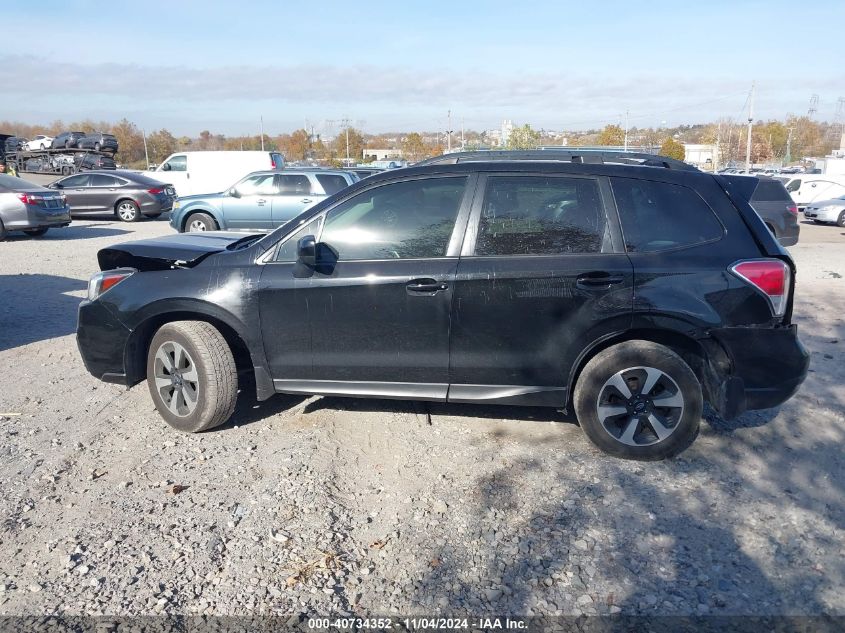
top-left (785, 179), bottom-right (801, 192)
top-left (316, 174), bottom-right (349, 195)
top-left (320, 177), bottom-right (466, 260)
top-left (90, 174), bottom-right (118, 187)
top-left (612, 178), bottom-right (724, 253)
top-left (279, 175), bottom-right (313, 195)
top-left (475, 176), bottom-right (608, 256)
top-left (752, 180), bottom-right (792, 202)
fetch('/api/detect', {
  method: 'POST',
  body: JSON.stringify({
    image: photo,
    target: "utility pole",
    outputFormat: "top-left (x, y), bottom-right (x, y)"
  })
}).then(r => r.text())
top-left (446, 110), bottom-right (453, 153)
top-left (623, 110), bottom-right (629, 152)
top-left (461, 117), bottom-right (465, 150)
top-left (326, 117), bottom-right (353, 163)
top-left (260, 116), bottom-right (265, 151)
top-left (785, 126), bottom-right (795, 164)
top-left (745, 82), bottom-right (755, 173)
top-left (142, 129), bottom-right (150, 169)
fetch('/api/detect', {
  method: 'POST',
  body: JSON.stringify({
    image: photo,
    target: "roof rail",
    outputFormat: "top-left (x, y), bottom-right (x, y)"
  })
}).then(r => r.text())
top-left (415, 149), bottom-right (698, 171)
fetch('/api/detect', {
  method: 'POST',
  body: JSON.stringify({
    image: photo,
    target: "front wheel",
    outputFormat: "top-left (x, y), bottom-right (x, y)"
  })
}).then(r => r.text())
top-left (838, 211), bottom-right (845, 228)
top-left (146, 321), bottom-right (238, 432)
top-left (39, 143), bottom-right (46, 150)
top-left (573, 341), bottom-right (702, 460)
top-left (115, 200), bottom-right (140, 222)
top-left (24, 228), bottom-right (48, 237)
top-left (185, 212), bottom-right (218, 232)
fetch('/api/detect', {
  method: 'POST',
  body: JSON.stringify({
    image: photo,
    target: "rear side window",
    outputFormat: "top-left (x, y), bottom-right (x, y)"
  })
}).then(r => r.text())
top-left (475, 176), bottom-right (608, 256)
top-left (90, 174), bottom-right (118, 186)
top-left (611, 178), bottom-right (724, 253)
top-left (752, 180), bottom-right (792, 202)
top-left (316, 174), bottom-right (349, 195)
top-left (278, 175), bottom-right (313, 195)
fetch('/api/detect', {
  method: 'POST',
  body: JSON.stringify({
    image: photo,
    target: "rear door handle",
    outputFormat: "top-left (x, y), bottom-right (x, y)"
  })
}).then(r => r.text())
top-left (576, 272), bottom-right (625, 289)
top-left (406, 278), bottom-right (449, 294)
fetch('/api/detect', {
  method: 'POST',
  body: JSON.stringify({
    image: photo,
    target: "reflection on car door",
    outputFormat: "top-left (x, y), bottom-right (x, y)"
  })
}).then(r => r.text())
top-left (448, 174), bottom-right (633, 406)
top-left (86, 174), bottom-right (122, 212)
top-left (222, 173), bottom-right (278, 230)
top-left (271, 174), bottom-right (323, 226)
top-left (258, 176), bottom-right (474, 398)
top-left (57, 174), bottom-right (93, 212)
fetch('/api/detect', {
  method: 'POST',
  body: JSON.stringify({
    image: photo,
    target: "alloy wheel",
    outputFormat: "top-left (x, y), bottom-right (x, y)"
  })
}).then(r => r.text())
top-left (152, 341), bottom-right (199, 417)
top-left (189, 219), bottom-right (207, 231)
top-left (595, 366), bottom-right (685, 447)
top-left (117, 202), bottom-right (137, 221)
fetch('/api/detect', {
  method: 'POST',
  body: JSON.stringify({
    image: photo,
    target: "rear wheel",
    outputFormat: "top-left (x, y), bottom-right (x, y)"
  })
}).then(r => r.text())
top-left (146, 321), bottom-right (238, 433)
top-left (39, 143), bottom-right (46, 150)
top-left (94, 142), bottom-right (101, 151)
top-left (115, 200), bottom-right (140, 222)
top-left (838, 211), bottom-right (845, 228)
top-left (186, 212), bottom-right (217, 232)
top-left (573, 341), bottom-right (702, 460)
top-left (24, 228), bottom-right (48, 237)
top-left (0, 219), bottom-right (6, 241)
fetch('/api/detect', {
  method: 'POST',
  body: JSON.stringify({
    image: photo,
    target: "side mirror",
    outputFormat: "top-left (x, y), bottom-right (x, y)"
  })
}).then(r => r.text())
top-left (297, 235), bottom-right (317, 267)
top-left (51, 183), bottom-right (62, 189)
top-left (162, 163), bottom-right (171, 172)
top-left (230, 188), bottom-right (241, 198)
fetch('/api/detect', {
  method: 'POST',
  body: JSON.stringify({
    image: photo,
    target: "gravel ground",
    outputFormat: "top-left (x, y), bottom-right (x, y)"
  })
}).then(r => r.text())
top-left (0, 217), bottom-right (843, 617)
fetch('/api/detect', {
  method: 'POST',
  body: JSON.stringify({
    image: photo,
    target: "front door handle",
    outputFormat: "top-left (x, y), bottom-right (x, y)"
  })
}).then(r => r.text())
top-left (406, 278), bottom-right (448, 294)
top-left (300, 198), bottom-right (312, 204)
top-left (257, 199), bottom-right (266, 206)
top-left (576, 272), bottom-right (625, 289)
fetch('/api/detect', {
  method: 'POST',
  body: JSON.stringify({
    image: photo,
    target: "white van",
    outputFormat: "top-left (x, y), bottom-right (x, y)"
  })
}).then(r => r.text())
top-left (142, 151), bottom-right (284, 197)
top-left (784, 175), bottom-right (845, 210)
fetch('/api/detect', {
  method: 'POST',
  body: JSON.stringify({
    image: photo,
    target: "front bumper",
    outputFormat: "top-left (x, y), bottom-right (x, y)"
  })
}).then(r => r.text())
top-left (804, 207), bottom-right (842, 222)
top-left (77, 299), bottom-right (132, 384)
top-left (710, 324), bottom-right (809, 416)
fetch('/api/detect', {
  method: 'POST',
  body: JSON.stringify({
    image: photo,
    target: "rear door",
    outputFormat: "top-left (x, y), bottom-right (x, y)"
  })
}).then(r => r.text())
top-left (448, 173), bottom-right (632, 406)
top-left (222, 173), bottom-right (278, 230)
top-left (87, 174), bottom-right (122, 212)
top-left (271, 174), bottom-right (322, 225)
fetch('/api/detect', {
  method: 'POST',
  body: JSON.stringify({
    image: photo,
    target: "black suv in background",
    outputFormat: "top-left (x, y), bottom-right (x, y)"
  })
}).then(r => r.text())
top-left (76, 132), bottom-right (119, 154)
top-left (76, 151), bottom-right (808, 460)
top-left (74, 153), bottom-right (116, 171)
top-left (51, 131), bottom-right (87, 149)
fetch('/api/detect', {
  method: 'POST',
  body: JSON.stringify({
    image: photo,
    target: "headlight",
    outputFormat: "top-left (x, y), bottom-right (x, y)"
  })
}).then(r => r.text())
top-left (173, 200), bottom-right (181, 209)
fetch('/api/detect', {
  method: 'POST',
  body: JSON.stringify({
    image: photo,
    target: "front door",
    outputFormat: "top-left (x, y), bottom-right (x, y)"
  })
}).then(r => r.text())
top-left (258, 175), bottom-right (473, 399)
top-left (448, 173), bottom-right (633, 406)
top-left (222, 173), bottom-right (278, 230)
top-left (55, 174), bottom-right (92, 211)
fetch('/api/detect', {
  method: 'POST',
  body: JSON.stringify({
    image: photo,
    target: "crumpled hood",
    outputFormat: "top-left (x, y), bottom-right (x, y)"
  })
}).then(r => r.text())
top-left (97, 231), bottom-right (250, 271)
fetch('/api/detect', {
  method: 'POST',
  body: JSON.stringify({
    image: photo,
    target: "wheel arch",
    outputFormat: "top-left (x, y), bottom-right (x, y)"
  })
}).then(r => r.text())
top-left (123, 302), bottom-right (273, 400)
top-left (567, 325), bottom-right (729, 412)
top-left (180, 207), bottom-right (221, 232)
top-left (113, 197), bottom-right (140, 213)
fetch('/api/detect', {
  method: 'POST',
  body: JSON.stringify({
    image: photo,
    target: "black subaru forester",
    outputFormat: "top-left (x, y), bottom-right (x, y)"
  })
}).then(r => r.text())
top-left (77, 151), bottom-right (809, 460)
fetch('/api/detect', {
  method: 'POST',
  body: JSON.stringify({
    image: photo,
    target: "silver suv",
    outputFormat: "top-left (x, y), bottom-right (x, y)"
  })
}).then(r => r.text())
top-left (170, 169), bottom-right (359, 233)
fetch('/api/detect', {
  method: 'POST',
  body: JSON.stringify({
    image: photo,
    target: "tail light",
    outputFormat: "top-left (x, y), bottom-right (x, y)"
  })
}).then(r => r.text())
top-left (147, 188), bottom-right (163, 194)
top-left (787, 204), bottom-right (798, 215)
top-left (730, 259), bottom-right (790, 317)
top-left (17, 193), bottom-right (41, 204)
top-left (87, 269), bottom-right (135, 301)
top-left (271, 160), bottom-right (277, 169)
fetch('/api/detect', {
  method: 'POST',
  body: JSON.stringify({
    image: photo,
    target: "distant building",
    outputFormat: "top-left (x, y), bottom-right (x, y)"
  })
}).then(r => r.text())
top-left (683, 144), bottom-right (719, 170)
top-left (362, 148), bottom-right (404, 161)
top-left (501, 119), bottom-right (513, 147)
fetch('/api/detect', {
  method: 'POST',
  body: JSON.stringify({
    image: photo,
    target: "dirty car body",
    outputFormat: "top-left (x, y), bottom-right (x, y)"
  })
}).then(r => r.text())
top-left (77, 157), bottom-right (809, 459)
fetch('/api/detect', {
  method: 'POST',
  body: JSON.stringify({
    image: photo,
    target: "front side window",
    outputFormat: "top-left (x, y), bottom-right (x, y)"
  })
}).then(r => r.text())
top-left (475, 176), bottom-right (608, 256)
top-left (278, 175), bottom-right (313, 195)
top-left (611, 178), bottom-right (724, 253)
top-left (316, 174), bottom-right (349, 195)
top-left (59, 174), bottom-right (90, 187)
top-left (163, 155), bottom-right (187, 172)
top-left (319, 177), bottom-right (467, 260)
top-left (235, 174), bottom-right (277, 196)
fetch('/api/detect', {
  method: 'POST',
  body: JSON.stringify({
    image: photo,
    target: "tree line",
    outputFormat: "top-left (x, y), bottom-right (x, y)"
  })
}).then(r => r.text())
top-left (2, 115), bottom-right (840, 168)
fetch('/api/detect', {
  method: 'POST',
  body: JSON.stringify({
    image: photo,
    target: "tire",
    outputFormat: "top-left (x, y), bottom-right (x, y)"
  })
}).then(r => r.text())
top-left (146, 321), bottom-right (238, 433)
top-left (185, 212), bottom-right (218, 232)
top-left (61, 166), bottom-right (72, 176)
top-left (65, 140), bottom-right (72, 149)
top-left (573, 341), bottom-right (702, 461)
top-left (115, 199), bottom-right (140, 222)
top-left (0, 219), bottom-right (6, 241)
top-left (24, 228), bottom-right (48, 237)
top-left (838, 211), bottom-right (845, 228)
top-left (39, 143), bottom-right (46, 150)
top-left (94, 142), bottom-right (101, 151)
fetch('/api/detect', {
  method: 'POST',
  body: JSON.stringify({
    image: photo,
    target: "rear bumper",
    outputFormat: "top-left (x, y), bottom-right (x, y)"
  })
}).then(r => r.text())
top-left (709, 324), bottom-right (809, 417)
top-left (77, 299), bottom-right (132, 384)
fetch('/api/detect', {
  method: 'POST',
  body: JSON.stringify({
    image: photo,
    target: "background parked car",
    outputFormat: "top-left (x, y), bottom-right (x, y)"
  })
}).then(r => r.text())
top-left (23, 135), bottom-right (54, 151)
top-left (51, 131), bottom-right (87, 149)
top-left (804, 194), bottom-right (845, 226)
top-left (784, 175), bottom-right (845, 210)
top-left (74, 153), bottom-right (116, 171)
top-left (738, 175), bottom-right (800, 246)
top-left (3, 136), bottom-right (27, 153)
top-left (48, 170), bottom-right (176, 222)
top-left (76, 132), bottom-right (119, 154)
top-left (170, 169), bottom-right (358, 232)
top-left (0, 173), bottom-right (71, 239)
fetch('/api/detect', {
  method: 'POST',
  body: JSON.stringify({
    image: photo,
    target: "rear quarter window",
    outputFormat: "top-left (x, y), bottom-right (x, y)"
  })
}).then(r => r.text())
top-left (315, 174), bottom-right (350, 195)
top-left (611, 178), bottom-right (724, 253)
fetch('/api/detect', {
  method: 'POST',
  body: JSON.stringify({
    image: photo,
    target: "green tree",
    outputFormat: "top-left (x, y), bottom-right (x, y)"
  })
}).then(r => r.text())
top-left (659, 137), bottom-right (686, 161)
top-left (401, 132), bottom-right (428, 162)
top-left (333, 127), bottom-right (365, 162)
top-left (597, 124), bottom-right (625, 146)
top-left (506, 124), bottom-right (541, 149)
top-left (146, 129), bottom-right (177, 164)
top-left (109, 119), bottom-right (145, 166)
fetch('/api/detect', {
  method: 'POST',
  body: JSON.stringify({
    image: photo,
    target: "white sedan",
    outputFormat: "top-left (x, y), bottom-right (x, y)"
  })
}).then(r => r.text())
top-left (23, 135), bottom-right (54, 151)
